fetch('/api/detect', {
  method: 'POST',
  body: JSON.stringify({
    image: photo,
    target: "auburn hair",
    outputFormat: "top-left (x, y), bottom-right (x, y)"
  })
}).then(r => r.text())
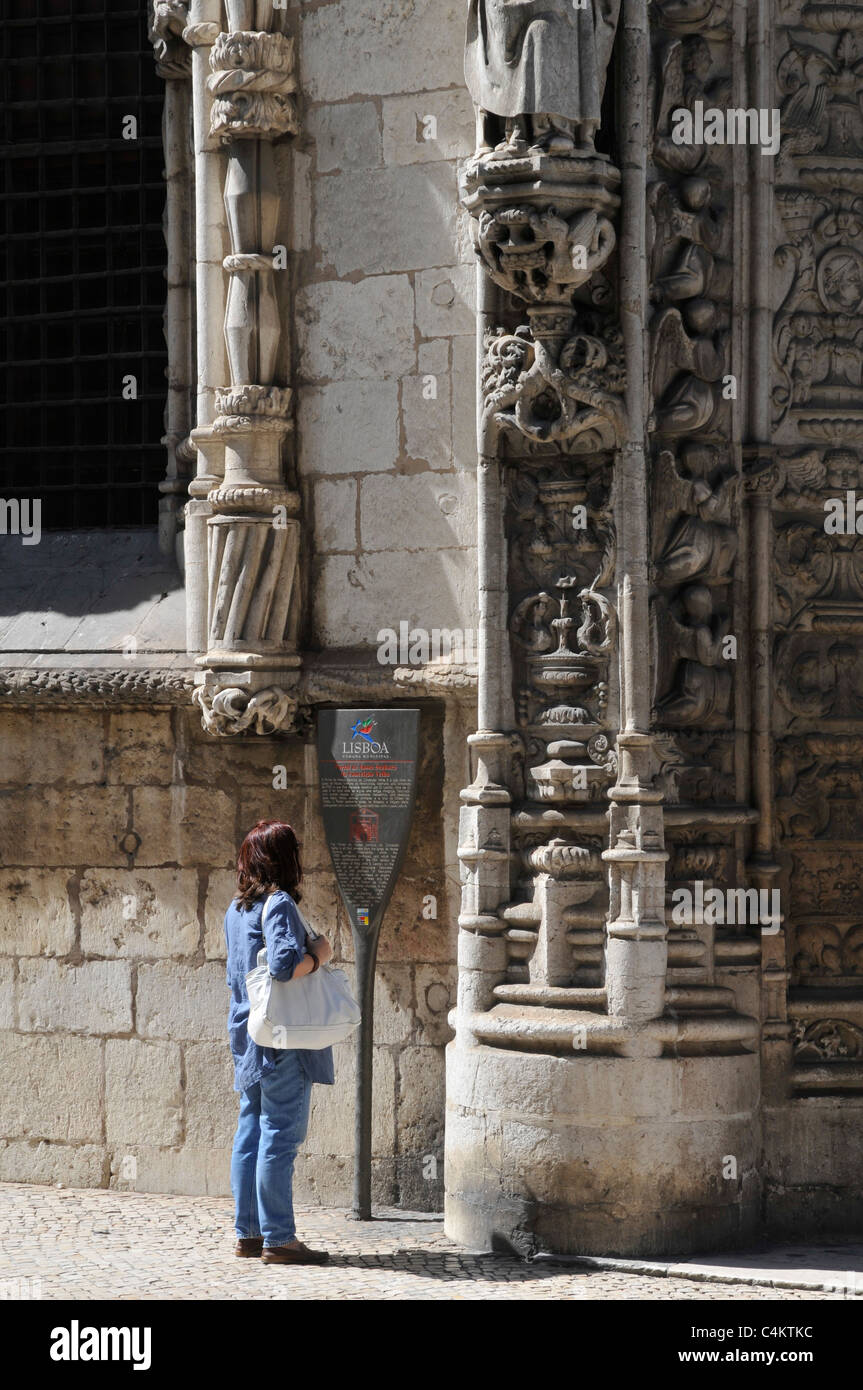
top-left (235, 819), bottom-right (303, 910)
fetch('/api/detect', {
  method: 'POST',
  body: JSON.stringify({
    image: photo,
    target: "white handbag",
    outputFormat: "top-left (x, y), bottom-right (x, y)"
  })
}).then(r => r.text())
top-left (246, 895), bottom-right (361, 1050)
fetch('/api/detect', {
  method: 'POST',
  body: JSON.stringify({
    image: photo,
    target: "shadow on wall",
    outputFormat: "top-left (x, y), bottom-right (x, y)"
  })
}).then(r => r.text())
top-left (0, 530), bottom-right (186, 652)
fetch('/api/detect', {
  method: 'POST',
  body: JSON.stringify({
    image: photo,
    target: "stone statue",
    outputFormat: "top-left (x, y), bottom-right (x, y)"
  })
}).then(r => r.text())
top-left (466, 0), bottom-right (621, 158)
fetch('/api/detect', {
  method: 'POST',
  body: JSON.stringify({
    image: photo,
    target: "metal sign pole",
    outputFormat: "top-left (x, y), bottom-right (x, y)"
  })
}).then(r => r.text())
top-left (316, 709), bottom-right (420, 1221)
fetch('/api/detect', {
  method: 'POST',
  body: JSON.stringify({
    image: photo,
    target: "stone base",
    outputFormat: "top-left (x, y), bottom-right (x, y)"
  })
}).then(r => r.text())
top-left (444, 1040), bottom-right (760, 1258)
top-left (763, 1098), bottom-right (863, 1241)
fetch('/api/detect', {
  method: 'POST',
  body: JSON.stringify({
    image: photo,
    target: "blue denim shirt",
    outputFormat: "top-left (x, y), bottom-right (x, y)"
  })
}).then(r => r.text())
top-left (224, 889), bottom-right (335, 1092)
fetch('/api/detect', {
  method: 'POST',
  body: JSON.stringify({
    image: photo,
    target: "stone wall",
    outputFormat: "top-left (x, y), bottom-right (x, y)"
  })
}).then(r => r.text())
top-left (292, 0), bottom-right (478, 649)
top-left (0, 702), bottom-right (464, 1208)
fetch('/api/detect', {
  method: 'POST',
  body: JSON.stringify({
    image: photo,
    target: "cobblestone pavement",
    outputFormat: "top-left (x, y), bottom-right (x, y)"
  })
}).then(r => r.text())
top-left (0, 1184), bottom-right (852, 1301)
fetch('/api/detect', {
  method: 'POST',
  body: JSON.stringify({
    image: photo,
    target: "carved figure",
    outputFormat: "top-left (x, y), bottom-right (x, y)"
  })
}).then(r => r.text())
top-left (654, 446), bottom-right (737, 586)
top-left (465, 0), bottom-right (621, 158)
top-left (656, 584), bottom-right (732, 726)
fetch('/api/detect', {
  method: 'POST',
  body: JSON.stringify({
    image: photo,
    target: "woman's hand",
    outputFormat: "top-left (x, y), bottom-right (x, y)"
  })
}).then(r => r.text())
top-left (308, 935), bottom-right (334, 966)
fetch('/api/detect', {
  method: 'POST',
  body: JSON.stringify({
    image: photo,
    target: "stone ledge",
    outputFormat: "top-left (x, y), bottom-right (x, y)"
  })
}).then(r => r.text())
top-left (538, 1247), bottom-right (863, 1296)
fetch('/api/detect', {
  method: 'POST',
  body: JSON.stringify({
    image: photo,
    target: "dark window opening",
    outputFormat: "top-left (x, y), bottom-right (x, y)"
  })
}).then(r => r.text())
top-left (0, 0), bottom-right (167, 529)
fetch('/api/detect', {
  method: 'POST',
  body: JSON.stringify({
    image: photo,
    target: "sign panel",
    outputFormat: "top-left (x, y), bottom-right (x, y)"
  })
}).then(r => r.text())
top-left (317, 708), bottom-right (420, 936)
top-left (317, 708), bottom-right (420, 1219)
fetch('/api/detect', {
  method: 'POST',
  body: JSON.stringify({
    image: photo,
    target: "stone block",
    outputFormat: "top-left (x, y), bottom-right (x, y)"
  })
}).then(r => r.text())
top-left (0, 869), bottom-right (75, 956)
top-left (204, 869), bottom-right (237, 960)
top-left (382, 88), bottom-right (473, 165)
top-left (317, 164), bottom-right (459, 277)
top-left (298, 381), bottom-right (400, 476)
top-left (0, 788), bottom-right (129, 867)
top-left (417, 338), bottom-right (450, 377)
top-left (290, 149), bottom-right (313, 252)
top-left (184, 1041), bottom-right (237, 1148)
top-left (304, 1044), bottom-right (394, 1157)
top-left (293, 1153), bottom-right (351, 1206)
top-left (308, 100), bottom-right (381, 173)
top-left (0, 1032), bottom-right (102, 1143)
top-left (373, 964), bottom-right (414, 1045)
top-left (312, 549), bottom-right (477, 648)
top-left (301, 1), bottom-right (464, 103)
top-left (0, 709), bottom-right (104, 784)
top-left (313, 477), bottom-right (357, 553)
top-left (0, 959), bottom-right (13, 1029)
top-left (105, 711), bottom-right (175, 785)
top-left (105, 1039), bottom-right (183, 1146)
top-left (136, 962), bottom-right (227, 1043)
top-left (402, 371), bottom-right (452, 470)
top-left (17, 959), bottom-right (133, 1035)
top-left (397, 1045), bottom-right (446, 1153)
top-left (360, 472), bottom-right (476, 551)
top-left (79, 869), bottom-right (200, 959)
top-left (111, 1145), bottom-right (220, 1200)
top-left (415, 265), bottom-right (476, 338)
top-left (132, 787), bottom-right (236, 867)
top-left (0, 1140), bottom-right (104, 1187)
top-left (451, 332), bottom-right (477, 472)
top-left (414, 964), bottom-right (456, 1046)
top-left (297, 276), bottom-right (415, 382)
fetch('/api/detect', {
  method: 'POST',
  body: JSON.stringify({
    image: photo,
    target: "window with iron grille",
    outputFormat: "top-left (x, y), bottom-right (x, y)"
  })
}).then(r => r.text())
top-left (0, 0), bottom-right (167, 529)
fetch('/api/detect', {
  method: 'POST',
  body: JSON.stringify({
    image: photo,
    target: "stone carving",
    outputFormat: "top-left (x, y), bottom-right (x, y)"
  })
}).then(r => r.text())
top-left (208, 30), bottom-right (297, 141)
top-left (198, 6), bottom-right (302, 726)
top-left (650, 303), bottom-right (727, 437)
top-left (194, 683), bottom-right (301, 736)
top-left (465, 0), bottom-right (621, 158)
top-left (792, 1017), bottom-right (863, 1059)
top-left (772, 0), bottom-right (863, 1022)
top-left (651, 447), bottom-right (737, 727)
top-left (653, 446), bottom-right (737, 586)
top-left (475, 205), bottom-right (616, 301)
top-left (149, 1), bottom-right (190, 79)
top-left (482, 317), bottom-right (625, 449)
top-left (652, 0), bottom-right (731, 36)
top-left (0, 670), bottom-right (195, 705)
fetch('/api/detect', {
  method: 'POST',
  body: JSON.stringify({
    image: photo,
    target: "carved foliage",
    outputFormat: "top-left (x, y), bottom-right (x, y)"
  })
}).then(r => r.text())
top-left (208, 31), bottom-right (298, 140)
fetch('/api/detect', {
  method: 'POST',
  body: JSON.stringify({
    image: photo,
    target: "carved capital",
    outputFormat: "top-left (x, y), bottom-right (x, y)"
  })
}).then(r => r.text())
top-left (208, 31), bottom-right (298, 141)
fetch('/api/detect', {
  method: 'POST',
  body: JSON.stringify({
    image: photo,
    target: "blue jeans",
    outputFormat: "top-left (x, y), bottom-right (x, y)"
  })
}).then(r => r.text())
top-left (230, 1050), bottom-right (312, 1247)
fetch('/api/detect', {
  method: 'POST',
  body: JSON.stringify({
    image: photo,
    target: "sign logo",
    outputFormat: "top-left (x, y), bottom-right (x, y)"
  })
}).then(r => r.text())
top-left (349, 809), bottom-right (379, 844)
top-left (351, 716), bottom-right (376, 739)
top-left (356, 908), bottom-right (370, 927)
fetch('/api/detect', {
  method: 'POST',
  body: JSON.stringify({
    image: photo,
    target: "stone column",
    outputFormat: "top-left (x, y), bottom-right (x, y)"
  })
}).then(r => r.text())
top-left (602, 0), bottom-right (668, 1025)
top-left (184, 1), bottom-right (225, 655)
top-left (148, 3), bottom-right (195, 561)
top-left (446, 0), bottom-right (760, 1259)
top-left (191, 2), bottom-right (303, 735)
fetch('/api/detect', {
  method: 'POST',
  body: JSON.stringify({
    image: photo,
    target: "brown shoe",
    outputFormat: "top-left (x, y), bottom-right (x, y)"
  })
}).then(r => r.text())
top-left (261, 1241), bottom-right (329, 1265)
top-left (235, 1237), bottom-right (264, 1258)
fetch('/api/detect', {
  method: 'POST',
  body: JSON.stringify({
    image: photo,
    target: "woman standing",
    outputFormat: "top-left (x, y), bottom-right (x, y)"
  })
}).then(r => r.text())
top-left (225, 819), bottom-right (335, 1265)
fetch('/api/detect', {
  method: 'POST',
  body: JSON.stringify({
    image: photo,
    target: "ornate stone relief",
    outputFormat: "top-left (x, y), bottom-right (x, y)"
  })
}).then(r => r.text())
top-left (773, 1), bottom-right (863, 1055)
top-left (792, 1016), bottom-right (863, 1060)
top-left (647, 8), bottom-right (740, 919)
top-left (458, 3), bottom-right (624, 1003)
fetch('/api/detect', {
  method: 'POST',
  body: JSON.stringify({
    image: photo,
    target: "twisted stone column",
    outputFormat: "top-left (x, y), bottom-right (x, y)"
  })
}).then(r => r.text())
top-left (192, 2), bottom-right (303, 735)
